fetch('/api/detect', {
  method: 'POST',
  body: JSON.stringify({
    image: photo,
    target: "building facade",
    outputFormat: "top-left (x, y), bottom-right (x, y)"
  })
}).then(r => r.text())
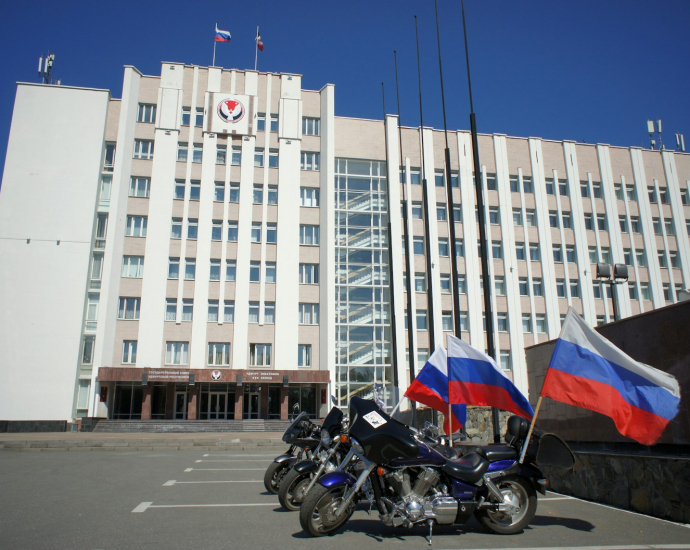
top-left (1, 62), bottom-right (689, 424)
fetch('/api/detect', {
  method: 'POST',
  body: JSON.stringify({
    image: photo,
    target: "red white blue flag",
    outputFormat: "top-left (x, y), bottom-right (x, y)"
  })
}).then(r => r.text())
top-left (405, 346), bottom-right (466, 434)
top-left (215, 25), bottom-right (231, 42)
top-left (541, 308), bottom-right (680, 445)
top-left (447, 335), bottom-right (534, 420)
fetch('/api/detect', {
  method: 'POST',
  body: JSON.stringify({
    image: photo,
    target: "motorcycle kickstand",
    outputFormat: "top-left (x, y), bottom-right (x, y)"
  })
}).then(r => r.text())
top-left (426, 519), bottom-right (433, 547)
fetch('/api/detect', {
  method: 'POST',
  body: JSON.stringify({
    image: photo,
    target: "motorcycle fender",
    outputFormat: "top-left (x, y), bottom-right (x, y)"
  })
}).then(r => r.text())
top-left (518, 463), bottom-right (547, 495)
top-left (319, 471), bottom-right (358, 489)
top-left (274, 454), bottom-right (298, 465)
top-left (293, 459), bottom-right (319, 474)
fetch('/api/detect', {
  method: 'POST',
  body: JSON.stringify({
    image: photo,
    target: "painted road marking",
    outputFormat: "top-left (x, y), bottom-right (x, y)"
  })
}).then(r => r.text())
top-left (132, 502), bottom-right (275, 513)
top-left (202, 453), bottom-right (277, 457)
top-left (195, 459), bottom-right (272, 463)
top-left (163, 480), bottom-right (262, 486)
top-left (428, 546), bottom-right (690, 550)
top-left (184, 468), bottom-right (265, 472)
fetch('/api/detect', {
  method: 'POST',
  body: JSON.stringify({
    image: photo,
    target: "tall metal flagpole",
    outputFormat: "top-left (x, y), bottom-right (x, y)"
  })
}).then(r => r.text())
top-left (460, 0), bottom-right (501, 443)
top-left (254, 26), bottom-right (259, 71)
top-left (213, 23), bottom-right (217, 66)
top-left (395, 50), bottom-right (417, 423)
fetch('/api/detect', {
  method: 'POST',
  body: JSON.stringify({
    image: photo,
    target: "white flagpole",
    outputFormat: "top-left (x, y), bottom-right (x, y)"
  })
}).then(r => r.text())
top-left (213, 23), bottom-right (217, 66)
top-left (446, 333), bottom-right (453, 445)
top-left (518, 395), bottom-right (543, 464)
top-left (254, 26), bottom-right (259, 71)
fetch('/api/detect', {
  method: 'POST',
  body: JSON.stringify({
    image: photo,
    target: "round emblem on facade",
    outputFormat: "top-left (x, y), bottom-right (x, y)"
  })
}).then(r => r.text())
top-left (211, 370), bottom-right (222, 381)
top-left (217, 99), bottom-right (245, 123)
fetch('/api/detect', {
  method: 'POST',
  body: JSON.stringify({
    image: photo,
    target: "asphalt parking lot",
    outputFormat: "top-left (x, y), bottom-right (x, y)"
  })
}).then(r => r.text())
top-left (1, 448), bottom-right (689, 550)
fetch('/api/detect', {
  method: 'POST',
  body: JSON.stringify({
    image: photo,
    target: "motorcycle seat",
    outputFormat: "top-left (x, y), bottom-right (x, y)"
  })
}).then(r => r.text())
top-left (475, 444), bottom-right (518, 462)
top-left (442, 452), bottom-right (489, 484)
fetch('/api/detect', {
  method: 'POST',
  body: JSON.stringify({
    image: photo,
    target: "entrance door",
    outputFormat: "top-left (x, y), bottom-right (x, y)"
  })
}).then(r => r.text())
top-left (247, 392), bottom-right (260, 419)
top-left (209, 393), bottom-right (227, 420)
top-left (175, 392), bottom-right (187, 420)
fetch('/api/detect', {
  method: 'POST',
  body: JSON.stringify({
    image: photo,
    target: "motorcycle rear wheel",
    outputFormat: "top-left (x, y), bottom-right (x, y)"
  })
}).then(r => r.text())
top-left (299, 484), bottom-right (356, 537)
top-left (475, 475), bottom-right (537, 535)
top-left (263, 461), bottom-right (290, 494)
top-left (279, 468), bottom-right (312, 511)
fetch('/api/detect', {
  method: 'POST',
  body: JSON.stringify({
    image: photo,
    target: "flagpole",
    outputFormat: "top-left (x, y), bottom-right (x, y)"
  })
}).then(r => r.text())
top-left (518, 396), bottom-right (543, 463)
top-left (213, 23), bottom-right (217, 66)
top-left (254, 26), bottom-right (259, 71)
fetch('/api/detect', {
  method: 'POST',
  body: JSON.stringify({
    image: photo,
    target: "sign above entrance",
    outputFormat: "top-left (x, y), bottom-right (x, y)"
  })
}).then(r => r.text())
top-left (244, 371), bottom-right (283, 383)
top-left (147, 369), bottom-right (190, 382)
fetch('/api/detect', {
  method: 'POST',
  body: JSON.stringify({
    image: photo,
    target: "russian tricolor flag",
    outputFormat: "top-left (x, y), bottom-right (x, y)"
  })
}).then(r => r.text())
top-left (215, 25), bottom-right (231, 42)
top-left (447, 335), bottom-right (534, 420)
top-left (405, 346), bottom-right (466, 434)
top-left (542, 308), bottom-right (680, 446)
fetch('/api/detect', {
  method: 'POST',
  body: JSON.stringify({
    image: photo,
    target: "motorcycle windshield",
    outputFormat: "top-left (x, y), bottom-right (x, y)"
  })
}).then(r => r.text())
top-left (283, 412), bottom-right (311, 442)
top-left (348, 396), bottom-right (418, 465)
top-left (321, 406), bottom-right (344, 437)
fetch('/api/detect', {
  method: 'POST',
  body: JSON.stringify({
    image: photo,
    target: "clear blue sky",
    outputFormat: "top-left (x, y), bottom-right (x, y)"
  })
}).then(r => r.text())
top-left (1, 1), bottom-right (689, 179)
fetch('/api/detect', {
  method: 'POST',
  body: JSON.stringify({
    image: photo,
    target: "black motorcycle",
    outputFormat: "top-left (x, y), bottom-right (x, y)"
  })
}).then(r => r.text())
top-left (278, 406), bottom-right (348, 511)
top-left (263, 411), bottom-right (320, 494)
top-left (299, 397), bottom-right (574, 541)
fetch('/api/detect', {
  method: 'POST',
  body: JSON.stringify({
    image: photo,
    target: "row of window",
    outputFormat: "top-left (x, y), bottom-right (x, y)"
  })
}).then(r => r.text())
top-left (165, 218), bottom-right (319, 244)
top-left (160, 298), bottom-right (320, 325)
top-left (166, 258), bottom-right (318, 284)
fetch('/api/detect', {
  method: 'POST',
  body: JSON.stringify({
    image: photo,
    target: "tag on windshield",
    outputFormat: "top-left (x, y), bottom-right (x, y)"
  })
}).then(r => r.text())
top-left (363, 411), bottom-right (387, 429)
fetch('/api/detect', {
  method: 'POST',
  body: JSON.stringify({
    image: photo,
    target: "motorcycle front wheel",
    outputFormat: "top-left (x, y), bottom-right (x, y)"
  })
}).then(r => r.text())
top-left (475, 475), bottom-right (537, 534)
top-left (299, 484), bottom-right (356, 537)
top-left (279, 468), bottom-right (312, 511)
top-left (263, 461), bottom-right (290, 494)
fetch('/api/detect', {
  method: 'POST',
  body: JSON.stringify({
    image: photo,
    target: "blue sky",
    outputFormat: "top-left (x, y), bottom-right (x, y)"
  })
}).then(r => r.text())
top-left (1, 1), bottom-right (689, 178)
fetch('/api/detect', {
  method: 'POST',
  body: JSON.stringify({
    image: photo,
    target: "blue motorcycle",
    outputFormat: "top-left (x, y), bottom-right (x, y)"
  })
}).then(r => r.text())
top-left (299, 397), bottom-right (573, 541)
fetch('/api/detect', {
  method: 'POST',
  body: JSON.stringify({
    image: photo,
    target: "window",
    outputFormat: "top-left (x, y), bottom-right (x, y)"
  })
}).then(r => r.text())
top-left (570, 280), bottom-right (580, 298)
top-left (525, 209), bottom-right (537, 227)
top-left (122, 256), bottom-right (144, 278)
top-left (301, 152), bottom-right (320, 171)
top-left (254, 148), bottom-right (264, 167)
top-left (566, 245), bottom-right (576, 263)
top-left (592, 181), bottom-right (602, 199)
top-left (208, 300), bottom-right (219, 322)
top-left (265, 223), bottom-right (277, 244)
top-left (659, 187), bottom-right (669, 204)
top-left (250, 344), bottom-right (272, 366)
top-left (414, 272), bottom-right (427, 292)
top-left (209, 259), bottom-right (221, 281)
top-left (227, 221), bottom-right (238, 242)
top-left (250, 261), bottom-right (260, 282)
top-left (670, 251), bottom-right (680, 269)
top-left (584, 213), bottom-right (594, 230)
top-left (593, 282), bottom-right (602, 299)
top-left (522, 314), bottom-right (532, 333)
top-left (168, 257), bottom-right (179, 279)
top-left (636, 250), bottom-right (647, 267)
top-left (137, 103), bottom-right (156, 123)
top-left (225, 260), bottom-right (236, 281)
top-left (454, 239), bottom-right (464, 258)
top-left (515, 242), bottom-right (526, 261)
top-left (129, 177), bottom-right (150, 198)
top-left (665, 218), bottom-right (675, 236)
top-left (249, 302), bottom-right (260, 323)
top-left (256, 113), bottom-right (266, 132)
top-left (492, 241), bottom-right (503, 259)
top-left (302, 117), bottom-right (320, 136)
top-left (497, 312), bottom-right (508, 332)
top-left (416, 309), bottom-right (428, 330)
top-left (265, 262), bottom-right (276, 283)
top-left (580, 181), bottom-right (590, 198)
top-left (191, 143), bottom-right (203, 163)
top-left (216, 144), bottom-right (227, 165)
top-left (597, 214), bottom-right (607, 231)
top-left (181, 299), bottom-right (193, 321)
top-left (122, 341), bottom-right (137, 364)
top-left (165, 298), bottom-right (177, 321)
top-left (174, 179), bottom-right (185, 200)
top-left (299, 263), bottom-right (319, 284)
top-left (264, 185), bottom-right (278, 206)
top-left (615, 183), bottom-right (624, 201)
top-left (438, 238), bottom-right (449, 257)
top-left (601, 247), bottom-right (611, 264)
top-left (652, 217), bottom-right (662, 235)
top-left (440, 274), bottom-right (451, 293)
top-left (681, 187), bottom-right (690, 206)
top-left (268, 149), bottom-right (279, 168)
top-left (299, 303), bottom-right (320, 325)
top-left (553, 244), bottom-right (563, 263)
top-left (264, 302), bottom-right (276, 324)
top-left (166, 342), bottom-right (189, 365)
top-left (195, 107), bottom-right (204, 127)
top-left (489, 206), bottom-right (499, 224)
top-left (562, 213), bottom-right (571, 229)
top-left (630, 216), bottom-right (641, 233)
top-left (208, 343), bottom-right (230, 366)
top-left (529, 244), bottom-right (540, 261)
top-left (626, 185), bottom-right (636, 201)
top-left (508, 174), bottom-right (519, 192)
top-left (629, 283), bottom-right (638, 300)
top-left (126, 215), bottom-right (147, 237)
top-left (535, 314), bottom-right (547, 333)
top-left (228, 183), bottom-right (240, 203)
top-left (434, 171), bottom-right (445, 187)
top-left (440, 311), bottom-right (453, 332)
top-left (513, 208), bottom-right (523, 226)
top-left (624, 248), bottom-right (633, 266)
top-left (231, 147), bottom-right (241, 166)
top-left (436, 204), bottom-right (447, 221)
top-left (133, 139), bottom-right (154, 160)
top-left (411, 202), bottom-right (423, 220)
top-left (224, 300), bottom-right (235, 322)
top-left (118, 297), bottom-right (140, 320)
top-left (495, 277), bottom-right (506, 296)
top-left (413, 237), bottom-right (425, 255)
top-left (300, 187), bottom-right (320, 207)
top-left (457, 275), bottom-right (466, 294)
top-left (519, 277), bottom-right (529, 296)
top-left (558, 179), bottom-right (568, 196)
top-left (545, 177), bottom-right (555, 195)
top-left (300, 225), bottom-right (320, 245)
top-left (181, 107), bottom-right (191, 126)
top-left (640, 282), bottom-right (651, 300)
top-left (187, 219), bottom-right (198, 240)
top-left (210, 183), bottom-right (224, 203)
top-left (298, 344), bottom-right (312, 367)
top-left (409, 169), bottom-right (421, 185)
top-left (619, 215), bottom-right (628, 233)
top-left (596, 316), bottom-right (606, 326)
top-left (189, 180), bottom-right (200, 201)
top-left (533, 278), bottom-right (543, 297)
top-left (500, 350), bottom-right (512, 371)
top-left (663, 283), bottom-right (671, 302)
top-left (185, 258), bottom-right (196, 280)
top-left (549, 211), bottom-right (559, 228)
top-left (486, 173), bottom-right (497, 191)
top-left (658, 250), bottom-right (668, 268)
top-left (177, 142), bottom-right (188, 162)
top-left (251, 222), bottom-right (262, 243)
top-left (211, 220), bottom-right (222, 241)
top-left (648, 186), bottom-right (657, 203)
top-left (522, 176), bottom-right (533, 193)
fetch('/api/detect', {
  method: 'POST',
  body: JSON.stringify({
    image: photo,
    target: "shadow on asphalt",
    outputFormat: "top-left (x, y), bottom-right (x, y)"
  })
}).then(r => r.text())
top-left (530, 514), bottom-right (595, 532)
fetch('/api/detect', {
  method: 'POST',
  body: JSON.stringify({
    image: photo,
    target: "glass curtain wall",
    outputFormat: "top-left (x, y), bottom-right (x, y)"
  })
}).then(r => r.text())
top-left (335, 159), bottom-right (393, 409)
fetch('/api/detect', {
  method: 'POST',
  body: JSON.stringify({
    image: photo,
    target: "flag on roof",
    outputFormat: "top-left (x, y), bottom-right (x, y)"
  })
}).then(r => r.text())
top-left (215, 25), bottom-right (231, 42)
top-left (256, 30), bottom-right (264, 51)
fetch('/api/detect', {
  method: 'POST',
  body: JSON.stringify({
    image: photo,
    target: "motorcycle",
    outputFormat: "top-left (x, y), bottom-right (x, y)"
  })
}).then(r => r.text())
top-left (278, 406), bottom-right (348, 511)
top-left (299, 396), bottom-right (574, 542)
top-left (263, 409), bottom-right (320, 494)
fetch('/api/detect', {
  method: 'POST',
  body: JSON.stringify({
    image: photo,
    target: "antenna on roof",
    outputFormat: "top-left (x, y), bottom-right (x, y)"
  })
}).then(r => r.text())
top-left (38, 53), bottom-right (59, 85)
top-left (676, 133), bottom-right (685, 153)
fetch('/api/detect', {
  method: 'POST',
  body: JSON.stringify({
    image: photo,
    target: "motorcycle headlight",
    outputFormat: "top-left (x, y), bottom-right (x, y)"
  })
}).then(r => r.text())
top-left (350, 436), bottom-right (364, 455)
top-left (320, 428), bottom-right (331, 446)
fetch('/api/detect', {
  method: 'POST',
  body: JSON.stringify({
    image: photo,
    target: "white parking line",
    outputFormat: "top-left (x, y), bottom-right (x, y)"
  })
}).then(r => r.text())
top-left (132, 502), bottom-right (275, 513)
top-left (195, 459), bottom-right (272, 463)
top-left (184, 468), bottom-right (265, 472)
top-left (163, 480), bottom-right (262, 486)
top-left (202, 453), bottom-right (278, 457)
top-left (429, 546), bottom-right (690, 550)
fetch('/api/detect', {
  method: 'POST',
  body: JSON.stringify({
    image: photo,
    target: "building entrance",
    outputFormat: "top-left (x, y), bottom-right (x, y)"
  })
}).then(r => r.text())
top-left (174, 391), bottom-right (187, 419)
top-left (207, 393), bottom-right (228, 419)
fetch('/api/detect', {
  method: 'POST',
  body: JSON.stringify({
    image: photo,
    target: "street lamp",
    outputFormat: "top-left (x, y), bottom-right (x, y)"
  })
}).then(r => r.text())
top-left (596, 263), bottom-right (629, 321)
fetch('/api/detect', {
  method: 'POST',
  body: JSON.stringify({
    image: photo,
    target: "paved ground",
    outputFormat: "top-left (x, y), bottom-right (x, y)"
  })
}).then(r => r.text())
top-left (1, 446), bottom-right (688, 550)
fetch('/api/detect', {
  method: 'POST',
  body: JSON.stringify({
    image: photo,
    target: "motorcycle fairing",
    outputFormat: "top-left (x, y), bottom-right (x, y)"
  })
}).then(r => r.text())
top-left (387, 441), bottom-right (446, 468)
top-left (274, 454), bottom-right (299, 465)
top-left (318, 470), bottom-right (358, 489)
top-left (293, 459), bottom-right (319, 474)
top-left (486, 459), bottom-right (516, 473)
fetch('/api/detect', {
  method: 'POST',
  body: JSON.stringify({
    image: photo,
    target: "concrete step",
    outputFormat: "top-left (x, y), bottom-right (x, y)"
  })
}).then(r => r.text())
top-left (92, 419), bottom-right (292, 434)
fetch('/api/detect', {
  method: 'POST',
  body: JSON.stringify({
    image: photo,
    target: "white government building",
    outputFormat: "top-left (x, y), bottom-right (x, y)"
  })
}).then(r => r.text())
top-left (1, 62), bottom-right (688, 426)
